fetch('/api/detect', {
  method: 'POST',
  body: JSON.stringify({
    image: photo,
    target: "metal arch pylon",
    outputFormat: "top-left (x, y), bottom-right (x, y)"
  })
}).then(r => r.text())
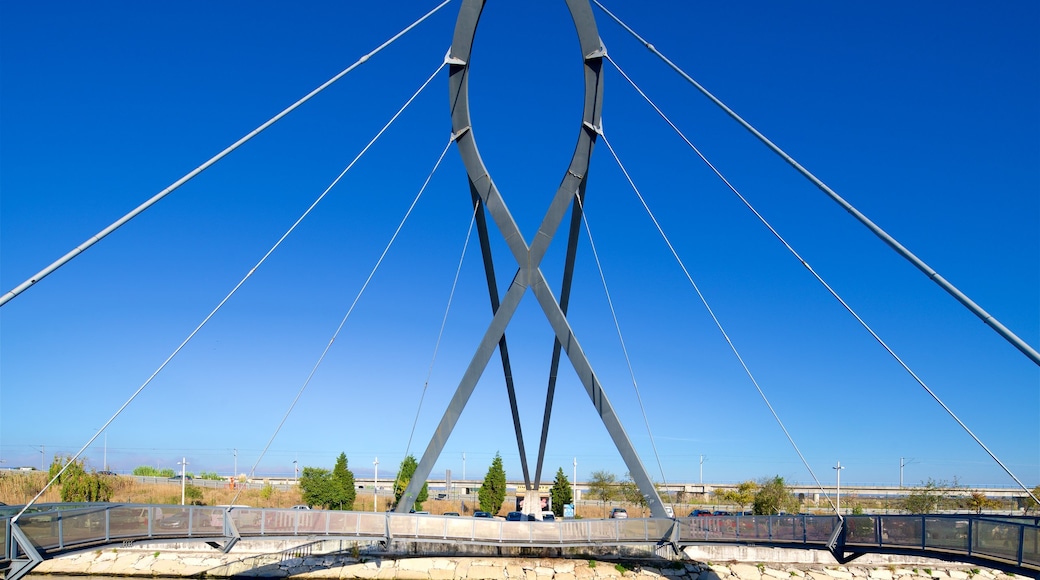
top-left (395, 0), bottom-right (668, 519)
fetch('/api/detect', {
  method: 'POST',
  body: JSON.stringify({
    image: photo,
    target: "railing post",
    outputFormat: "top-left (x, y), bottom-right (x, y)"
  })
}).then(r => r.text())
top-left (1016, 523), bottom-right (1025, 568)
top-left (58, 511), bottom-right (64, 549)
top-left (105, 507), bottom-right (111, 543)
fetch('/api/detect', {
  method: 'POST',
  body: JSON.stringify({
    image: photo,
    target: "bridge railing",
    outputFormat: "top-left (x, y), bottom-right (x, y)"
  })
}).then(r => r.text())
top-left (677, 514), bottom-right (839, 545)
top-left (3, 505), bottom-right (1038, 575)
top-left (842, 514), bottom-right (1039, 570)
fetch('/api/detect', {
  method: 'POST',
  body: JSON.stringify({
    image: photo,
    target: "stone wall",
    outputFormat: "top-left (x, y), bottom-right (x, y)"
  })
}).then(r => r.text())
top-left (28, 541), bottom-right (1024, 580)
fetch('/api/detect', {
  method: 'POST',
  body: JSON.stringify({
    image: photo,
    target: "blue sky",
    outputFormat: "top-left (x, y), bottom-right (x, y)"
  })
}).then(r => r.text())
top-left (1, 1), bottom-right (1037, 491)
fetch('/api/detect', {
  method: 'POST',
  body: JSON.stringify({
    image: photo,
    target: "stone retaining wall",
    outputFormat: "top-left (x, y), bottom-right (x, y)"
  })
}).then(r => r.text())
top-left (29, 542), bottom-right (1022, 580)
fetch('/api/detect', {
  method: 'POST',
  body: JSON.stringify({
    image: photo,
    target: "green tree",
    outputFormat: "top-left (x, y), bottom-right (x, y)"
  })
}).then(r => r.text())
top-left (184, 484), bottom-right (204, 505)
top-left (620, 473), bottom-right (649, 515)
top-left (901, 479), bottom-right (952, 514)
top-left (715, 480), bottom-right (758, 512)
top-left (752, 475), bottom-right (796, 515)
top-left (964, 491), bottom-right (998, 514)
top-left (478, 453), bottom-right (507, 514)
top-left (394, 454), bottom-right (429, 511)
top-left (587, 470), bottom-right (617, 506)
top-left (299, 467), bottom-right (335, 509)
top-left (330, 452), bottom-right (357, 510)
top-left (1024, 485), bottom-right (1040, 514)
top-left (550, 467), bottom-right (573, 516)
top-left (49, 455), bottom-right (112, 502)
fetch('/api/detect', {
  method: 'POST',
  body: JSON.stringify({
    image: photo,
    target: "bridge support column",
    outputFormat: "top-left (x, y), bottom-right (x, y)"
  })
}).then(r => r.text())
top-left (6, 521), bottom-right (44, 580)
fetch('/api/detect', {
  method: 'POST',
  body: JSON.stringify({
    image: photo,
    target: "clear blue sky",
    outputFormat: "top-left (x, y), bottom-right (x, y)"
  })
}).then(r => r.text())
top-left (1, 1), bottom-right (1037, 490)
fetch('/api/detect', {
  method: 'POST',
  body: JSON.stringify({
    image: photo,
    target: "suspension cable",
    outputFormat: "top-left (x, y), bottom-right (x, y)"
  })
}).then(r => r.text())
top-left (405, 201), bottom-right (479, 457)
top-left (598, 131), bottom-right (839, 514)
top-left (605, 55), bottom-right (1040, 505)
top-left (0, 0), bottom-right (455, 308)
top-left (592, 1), bottom-right (1039, 368)
top-left (238, 128), bottom-right (454, 501)
top-left (12, 59), bottom-right (447, 520)
top-left (572, 192), bottom-right (668, 487)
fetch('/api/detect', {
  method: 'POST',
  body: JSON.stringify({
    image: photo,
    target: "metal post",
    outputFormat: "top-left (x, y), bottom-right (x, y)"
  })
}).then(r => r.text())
top-left (233, 449), bottom-right (237, 479)
top-left (834, 461), bottom-right (845, 515)
top-left (573, 457), bottom-right (577, 511)
top-left (179, 458), bottom-right (188, 505)
top-left (374, 457), bottom-right (379, 512)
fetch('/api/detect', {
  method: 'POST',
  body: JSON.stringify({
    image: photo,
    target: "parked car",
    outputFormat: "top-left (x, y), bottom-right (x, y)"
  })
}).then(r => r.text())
top-left (443, 512), bottom-right (460, 516)
top-left (290, 505), bottom-right (310, 510)
top-left (473, 511), bottom-right (493, 518)
top-left (712, 510), bottom-right (732, 516)
top-left (609, 508), bottom-right (628, 519)
top-left (689, 509), bottom-right (713, 517)
top-left (541, 512), bottom-right (556, 521)
top-left (506, 511), bottom-right (525, 521)
top-left (168, 474), bottom-right (193, 481)
top-left (664, 506), bottom-right (674, 518)
top-left (158, 512), bottom-right (191, 529)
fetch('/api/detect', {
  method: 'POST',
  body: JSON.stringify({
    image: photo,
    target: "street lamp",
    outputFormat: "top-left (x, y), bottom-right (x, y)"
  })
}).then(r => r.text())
top-left (572, 457), bottom-right (577, 509)
top-left (899, 457), bottom-right (918, 488)
top-left (699, 455), bottom-right (706, 485)
top-left (373, 457), bottom-right (379, 512)
top-left (462, 452), bottom-right (466, 481)
top-left (293, 460), bottom-right (298, 483)
top-left (233, 449), bottom-right (238, 479)
top-left (833, 460), bottom-right (845, 515)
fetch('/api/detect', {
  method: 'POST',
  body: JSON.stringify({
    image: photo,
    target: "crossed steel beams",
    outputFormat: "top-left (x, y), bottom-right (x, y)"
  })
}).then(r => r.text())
top-left (395, 0), bottom-right (667, 518)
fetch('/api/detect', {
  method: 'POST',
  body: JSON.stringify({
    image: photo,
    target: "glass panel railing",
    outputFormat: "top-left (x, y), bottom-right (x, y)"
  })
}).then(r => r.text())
top-left (230, 509), bottom-right (264, 534)
top-left (61, 509), bottom-right (106, 545)
top-left (414, 515), bottom-right (446, 538)
top-left (586, 519), bottom-right (617, 541)
top-left (444, 517), bottom-right (474, 540)
top-left (19, 511), bottom-right (62, 550)
top-left (471, 518), bottom-right (500, 541)
top-left (295, 511), bottom-right (328, 534)
top-left (357, 513), bottom-right (385, 536)
top-left (190, 507), bottom-right (226, 536)
top-left (845, 516), bottom-right (878, 545)
top-left (1023, 526), bottom-right (1039, 568)
top-left (924, 517), bottom-right (969, 552)
top-left (973, 520), bottom-right (1022, 563)
top-left (529, 520), bottom-right (560, 542)
top-left (154, 506), bottom-right (192, 536)
top-left (388, 514), bottom-right (417, 537)
top-left (879, 516), bottom-right (922, 548)
top-left (500, 521), bottom-right (531, 541)
top-left (108, 506), bottom-right (151, 538)
top-left (806, 516), bottom-right (838, 544)
top-left (2, 518), bottom-right (9, 560)
top-left (558, 520), bottom-right (589, 543)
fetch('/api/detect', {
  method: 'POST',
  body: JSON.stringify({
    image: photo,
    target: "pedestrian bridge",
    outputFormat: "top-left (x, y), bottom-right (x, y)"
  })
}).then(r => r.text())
top-left (2, 504), bottom-right (1037, 579)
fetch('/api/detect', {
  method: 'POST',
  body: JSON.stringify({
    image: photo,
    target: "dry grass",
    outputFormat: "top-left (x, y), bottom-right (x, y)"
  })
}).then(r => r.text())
top-left (0, 472), bottom-right (665, 518)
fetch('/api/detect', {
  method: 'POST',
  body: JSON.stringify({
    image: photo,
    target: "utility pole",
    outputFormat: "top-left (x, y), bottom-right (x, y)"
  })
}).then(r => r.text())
top-left (462, 452), bottom-right (466, 481)
top-left (699, 455), bottom-right (705, 485)
top-left (833, 460), bottom-right (845, 515)
top-left (373, 457), bottom-right (379, 512)
top-left (293, 460), bottom-right (298, 483)
top-left (178, 458), bottom-right (189, 505)
top-left (572, 457), bottom-right (577, 507)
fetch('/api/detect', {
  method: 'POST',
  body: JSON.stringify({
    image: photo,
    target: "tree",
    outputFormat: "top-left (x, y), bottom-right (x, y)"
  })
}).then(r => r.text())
top-left (330, 452), bottom-right (356, 510)
top-left (715, 480), bottom-right (758, 511)
top-left (550, 467), bottom-right (573, 516)
top-left (964, 491), bottom-right (999, 514)
top-left (752, 475), bottom-right (795, 515)
top-left (478, 453), bottom-right (507, 514)
top-left (299, 467), bottom-right (335, 509)
top-left (620, 473), bottom-right (648, 515)
top-left (394, 454), bottom-right (428, 510)
top-left (901, 479), bottom-right (952, 514)
top-left (49, 456), bottom-right (112, 502)
top-left (1024, 486), bottom-right (1040, 514)
top-left (587, 470), bottom-right (617, 506)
